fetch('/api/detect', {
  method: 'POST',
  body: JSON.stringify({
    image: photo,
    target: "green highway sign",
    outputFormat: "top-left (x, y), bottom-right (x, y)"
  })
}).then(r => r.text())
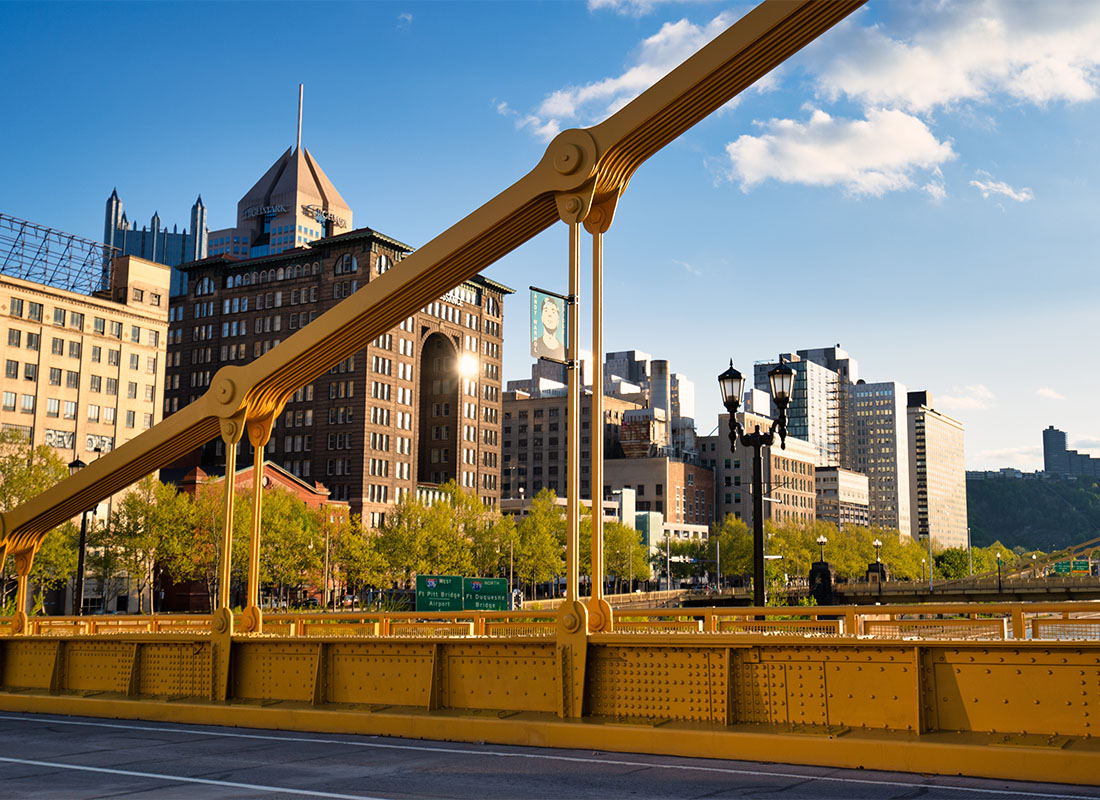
top-left (416, 575), bottom-right (509, 611)
top-left (463, 577), bottom-right (509, 611)
top-left (415, 575), bottom-right (463, 611)
top-left (1054, 561), bottom-right (1071, 574)
top-left (1072, 560), bottom-right (1091, 573)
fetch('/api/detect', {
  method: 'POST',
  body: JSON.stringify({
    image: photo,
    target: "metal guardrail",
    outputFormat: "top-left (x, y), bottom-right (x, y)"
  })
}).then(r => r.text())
top-left (10, 601), bottom-right (1100, 641)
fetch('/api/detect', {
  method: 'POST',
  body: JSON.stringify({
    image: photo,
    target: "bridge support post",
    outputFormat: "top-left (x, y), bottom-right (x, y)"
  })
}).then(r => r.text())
top-left (239, 413), bottom-right (276, 634)
top-left (212, 412), bottom-right (245, 639)
top-left (584, 198), bottom-right (617, 633)
top-left (12, 546), bottom-right (38, 635)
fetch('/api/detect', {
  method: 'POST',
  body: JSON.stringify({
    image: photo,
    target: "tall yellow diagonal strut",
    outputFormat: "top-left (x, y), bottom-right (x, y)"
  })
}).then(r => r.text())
top-left (0, 0), bottom-right (866, 602)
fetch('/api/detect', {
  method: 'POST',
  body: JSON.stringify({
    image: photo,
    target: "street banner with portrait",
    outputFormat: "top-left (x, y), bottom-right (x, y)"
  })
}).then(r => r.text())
top-left (530, 287), bottom-right (569, 363)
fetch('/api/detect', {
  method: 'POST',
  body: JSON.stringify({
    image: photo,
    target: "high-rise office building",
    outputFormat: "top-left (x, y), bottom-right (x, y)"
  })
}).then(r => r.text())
top-left (206, 146), bottom-right (353, 263)
top-left (1042, 425), bottom-right (1100, 477)
top-left (847, 380), bottom-right (911, 538)
top-left (907, 391), bottom-right (967, 549)
top-left (166, 237), bottom-right (511, 524)
top-left (754, 353), bottom-right (840, 467)
top-left (104, 190), bottom-right (207, 297)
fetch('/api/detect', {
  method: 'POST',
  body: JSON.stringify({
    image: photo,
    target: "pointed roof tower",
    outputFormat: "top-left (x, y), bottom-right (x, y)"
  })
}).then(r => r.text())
top-left (234, 87), bottom-right (353, 236)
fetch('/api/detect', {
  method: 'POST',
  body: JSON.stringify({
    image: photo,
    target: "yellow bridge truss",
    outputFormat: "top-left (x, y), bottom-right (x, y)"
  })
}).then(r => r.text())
top-left (1, 0), bottom-right (1098, 784)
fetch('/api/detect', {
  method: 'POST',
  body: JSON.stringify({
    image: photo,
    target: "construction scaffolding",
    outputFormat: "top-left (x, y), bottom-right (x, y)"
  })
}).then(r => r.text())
top-left (0, 213), bottom-right (115, 295)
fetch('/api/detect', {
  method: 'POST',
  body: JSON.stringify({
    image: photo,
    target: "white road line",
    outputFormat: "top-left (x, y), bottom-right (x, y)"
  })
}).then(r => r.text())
top-left (0, 714), bottom-right (1094, 800)
top-left (0, 755), bottom-right (390, 799)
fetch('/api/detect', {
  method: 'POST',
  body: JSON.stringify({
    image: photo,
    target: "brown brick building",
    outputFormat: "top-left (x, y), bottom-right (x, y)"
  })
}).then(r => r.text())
top-left (164, 229), bottom-right (512, 526)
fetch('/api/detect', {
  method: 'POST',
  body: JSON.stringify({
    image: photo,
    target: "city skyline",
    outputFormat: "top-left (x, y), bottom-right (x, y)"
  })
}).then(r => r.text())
top-left (2, 1), bottom-right (1098, 471)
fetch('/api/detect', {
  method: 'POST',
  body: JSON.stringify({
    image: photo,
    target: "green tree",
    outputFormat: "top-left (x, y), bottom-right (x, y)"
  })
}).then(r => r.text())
top-left (0, 428), bottom-right (72, 610)
top-left (94, 474), bottom-right (193, 613)
top-left (514, 489), bottom-right (565, 598)
top-left (935, 547), bottom-right (971, 579)
top-left (333, 515), bottom-right (384, 602)
top-left (603, 521), bottom-right (650, 592)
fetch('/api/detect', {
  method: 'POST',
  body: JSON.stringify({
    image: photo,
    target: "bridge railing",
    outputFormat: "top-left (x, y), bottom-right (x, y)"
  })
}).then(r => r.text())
top-left (9, 600), bottom-right (1099, 641)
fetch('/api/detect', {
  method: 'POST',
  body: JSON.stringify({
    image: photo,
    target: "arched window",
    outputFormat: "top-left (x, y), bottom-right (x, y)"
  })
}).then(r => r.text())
top-left (312, 262), bottom-right (320, 275)
top-left (250, 272), bottom-right (258, 284)
top-left (277, 267), bottom-right (285, 281)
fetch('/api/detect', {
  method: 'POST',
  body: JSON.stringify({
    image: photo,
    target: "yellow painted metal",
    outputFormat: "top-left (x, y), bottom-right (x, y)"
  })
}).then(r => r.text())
top-left (1, 632), bottom-right (1099, 784)
top-left (863, 618), bottom-right (1009, 640)
top-left (18, 0), bottom-right (1100, 786)
top-left (1032, 617), bottom-right (1100, 640)
top-left (585, 209), bottom-right (614, 633)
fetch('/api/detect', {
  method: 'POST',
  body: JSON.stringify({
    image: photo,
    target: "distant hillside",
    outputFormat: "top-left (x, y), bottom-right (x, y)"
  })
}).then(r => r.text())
top-left (967, 476), bottom-right (1100, 551)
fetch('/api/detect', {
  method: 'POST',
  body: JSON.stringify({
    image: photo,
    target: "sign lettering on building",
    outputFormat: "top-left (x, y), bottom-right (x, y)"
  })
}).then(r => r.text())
top-left (301, 204), bottom-right (348, 229)
top-left (45, 429), bottom-right (74, 449)
top-left (242, 204), bottom-right (287, 219)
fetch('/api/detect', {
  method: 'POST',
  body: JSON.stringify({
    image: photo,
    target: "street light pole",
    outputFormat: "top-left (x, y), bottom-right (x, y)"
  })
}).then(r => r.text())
top-left (816, 534), bottom-right (827, 563)
top-left (715, 540), bottom-right (721, 593)
top-left (996, 551), bottom-right (1003, 594)
top-left (67, 457), bottom-right (94, 617)
top-left (926, 531), bottom-right (934, 593)
top-left (665, 532), bottom-right (671, 592)
top-left (718, 359), bottom-right (794, 609)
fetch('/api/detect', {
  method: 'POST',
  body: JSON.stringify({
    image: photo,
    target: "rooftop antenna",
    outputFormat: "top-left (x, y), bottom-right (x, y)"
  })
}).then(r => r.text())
top-left (296, 84), bottom-right (303, 152)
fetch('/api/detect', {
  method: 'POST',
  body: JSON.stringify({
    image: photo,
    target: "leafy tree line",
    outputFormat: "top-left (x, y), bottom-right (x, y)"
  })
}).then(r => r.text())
top-left (658, 514), bottom-right (1045, 588)
top-left (374, 485), bottom-right (650, 598)
top-left (0, 435), bottom-right (653, 613)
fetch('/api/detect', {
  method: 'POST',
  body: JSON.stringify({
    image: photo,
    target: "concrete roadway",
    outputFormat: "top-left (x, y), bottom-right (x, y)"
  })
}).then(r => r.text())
top-left (0, 712), bottom-right (1097, 800)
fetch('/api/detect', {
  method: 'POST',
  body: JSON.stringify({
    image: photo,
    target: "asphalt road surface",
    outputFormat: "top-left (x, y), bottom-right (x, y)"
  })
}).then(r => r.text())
top-left (0, 712), bottom-right (1096, 799)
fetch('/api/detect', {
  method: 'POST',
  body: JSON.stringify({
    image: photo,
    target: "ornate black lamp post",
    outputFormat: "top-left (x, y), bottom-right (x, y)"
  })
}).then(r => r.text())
top-left (996, 551), bottom-right (1003, 594)
top-left (873, 538), bottom-right (882, 563)
top-left (67, 458), bottom-right (90, 616)
top-left (718, 359), bottom-right (794, 608)
top-left (816, 534), bottom-right (827, 563)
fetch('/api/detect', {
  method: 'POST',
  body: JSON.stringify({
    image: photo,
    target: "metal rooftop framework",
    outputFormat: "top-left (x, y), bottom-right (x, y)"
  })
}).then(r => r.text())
top-left (0, 213), bottom-right (115, 294)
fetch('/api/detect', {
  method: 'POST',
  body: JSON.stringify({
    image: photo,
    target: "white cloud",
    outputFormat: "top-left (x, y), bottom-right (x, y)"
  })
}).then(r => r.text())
top-left (724, 108), bottom-right (955, 196)
top-left (976, 444), bottom-right (1041, 466)
top-left (1073, 437), bottom-right (1100, 455)
top-left (672, 258), bottom-right (701, 276)
top-left (809, 1), bottom-right (1100, 114)
top-left (508, 10), bottom-right (745, 141)
top-left (588, 0), bottom-right (698, 16)
top-left (938, 384), bottom-right (996, 411)
top-left (397, 12), bottom-right (413, 26)
top-left (970, 172), bottom-right (1033, 202)
top-left (1036, 386), bottom-right (1065, 400)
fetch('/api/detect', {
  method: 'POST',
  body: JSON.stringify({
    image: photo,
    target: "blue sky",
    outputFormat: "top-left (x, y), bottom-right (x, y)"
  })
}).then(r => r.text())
top-left (2, 0), bottom-right (1098, 470)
